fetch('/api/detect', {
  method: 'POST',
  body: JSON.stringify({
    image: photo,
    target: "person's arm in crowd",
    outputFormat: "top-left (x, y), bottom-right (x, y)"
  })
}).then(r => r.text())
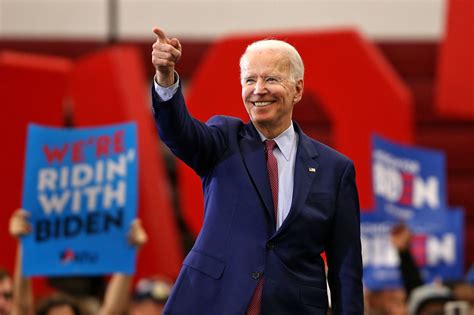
top-left (390, 223), bottom-right (424, 297)
top-left (97, 219), bottom-right (148, 315)
top-left (9, 209), bottom-right (34, 315)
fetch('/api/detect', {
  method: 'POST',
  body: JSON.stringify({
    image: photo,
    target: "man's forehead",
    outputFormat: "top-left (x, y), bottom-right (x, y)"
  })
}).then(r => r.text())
top-left (242, 49), bottom-right (288, 63)
top-left (241, 52), bottom-right (290, 75)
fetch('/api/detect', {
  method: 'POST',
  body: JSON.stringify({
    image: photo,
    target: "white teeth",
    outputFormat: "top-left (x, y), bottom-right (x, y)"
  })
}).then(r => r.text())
top-left (253, 101), bottom-right (272, 107)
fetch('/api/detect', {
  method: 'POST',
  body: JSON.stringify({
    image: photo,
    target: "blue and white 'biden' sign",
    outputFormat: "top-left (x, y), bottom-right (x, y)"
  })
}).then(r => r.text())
top-left (21, 123), bottom-right (138, 276)
top-left (372, 134), bottom-right (447, 219)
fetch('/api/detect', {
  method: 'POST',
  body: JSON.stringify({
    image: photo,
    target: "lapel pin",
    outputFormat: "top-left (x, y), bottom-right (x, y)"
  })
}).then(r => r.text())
top-left (308, 167), bottom-right (316, 173)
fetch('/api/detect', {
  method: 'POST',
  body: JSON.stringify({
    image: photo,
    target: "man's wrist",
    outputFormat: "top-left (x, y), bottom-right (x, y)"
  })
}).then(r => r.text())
top-left (153, 71), bottom-right (180, 102)
top-left (155, 71), bottom-right (176, 87)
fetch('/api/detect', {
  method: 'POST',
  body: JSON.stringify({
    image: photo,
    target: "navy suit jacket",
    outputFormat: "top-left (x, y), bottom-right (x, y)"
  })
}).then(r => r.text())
top-left (152, 85), bottom-right (363, 315)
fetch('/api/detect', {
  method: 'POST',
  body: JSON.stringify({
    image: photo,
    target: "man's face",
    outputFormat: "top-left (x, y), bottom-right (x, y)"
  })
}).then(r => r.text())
top-left (0, 278), bottom-right (13, 315)
top-left (241, 50), bottom-right (303, 135)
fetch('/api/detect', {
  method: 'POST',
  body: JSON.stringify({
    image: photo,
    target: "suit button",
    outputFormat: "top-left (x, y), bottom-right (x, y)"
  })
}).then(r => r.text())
top-left (251, 272), bottom-right (262, 280)
top-left (266, 243), bottom-right (275, 250)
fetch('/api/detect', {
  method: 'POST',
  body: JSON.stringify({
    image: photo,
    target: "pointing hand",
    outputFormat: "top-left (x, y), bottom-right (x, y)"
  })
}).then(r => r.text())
top-left (152, 27), bottom-right (182, 87)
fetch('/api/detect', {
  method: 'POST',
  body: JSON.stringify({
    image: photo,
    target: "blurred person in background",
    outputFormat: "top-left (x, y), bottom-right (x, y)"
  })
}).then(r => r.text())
top-left (391, 223), bottom-right (474, 314)
top-left (444, 281), bottom-right (474, 313)
top-left (390, 223), bottom-right (424, 299)
top-left (362, 223), bottom-right (423, 315)
top-left (0, 269), bottom-right (13, 315)
top-left (9, 209), bottom-right (147, 315)
top-left (365, 287), bottom-right (408, 315)
top-left (407, 283), bottom-right (454, 315)
top-left (451, 282), bottom-right (474, 306)
top-left (35, 295), bottom-right (81, 315)
top-left (129, 277), bottom-right (173, 315)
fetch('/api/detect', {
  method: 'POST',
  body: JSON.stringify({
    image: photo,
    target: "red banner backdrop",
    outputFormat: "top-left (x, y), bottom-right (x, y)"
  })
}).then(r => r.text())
top-left (0, 51), bottom-right (71, 295)
top-left (436, 0), bottom-right (474, 119)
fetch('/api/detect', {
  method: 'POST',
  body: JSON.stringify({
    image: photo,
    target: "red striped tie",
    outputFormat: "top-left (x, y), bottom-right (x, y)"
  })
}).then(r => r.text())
top-left (246, 140), bottom-right (279, 315)
top-left (264, 140), bottom-right (279, 220)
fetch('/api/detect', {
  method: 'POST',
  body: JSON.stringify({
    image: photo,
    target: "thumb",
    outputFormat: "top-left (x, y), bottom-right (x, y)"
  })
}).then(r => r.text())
top-left (170, 38), bottom-right (181, 51)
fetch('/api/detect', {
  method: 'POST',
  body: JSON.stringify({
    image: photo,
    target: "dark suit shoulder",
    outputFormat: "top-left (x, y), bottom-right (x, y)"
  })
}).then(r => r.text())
top-left (206, 115), bottom-right (245, 128)
top-left (315, 139), bottom-right (352, 163)
top-left (300, 130), bottom-right (353, 167)
top-left (294, 122), bottom-right (351, 166)
top-left (205, 115), bottom-right (247, 138)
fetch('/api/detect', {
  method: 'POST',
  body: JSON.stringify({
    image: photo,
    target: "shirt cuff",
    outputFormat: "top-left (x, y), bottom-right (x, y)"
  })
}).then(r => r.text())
top-left (153, 72), bottom-right (180, 102)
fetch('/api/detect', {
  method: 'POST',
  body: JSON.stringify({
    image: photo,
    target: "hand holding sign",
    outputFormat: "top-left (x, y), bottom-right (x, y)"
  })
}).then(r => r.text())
top-left (9, 209), bottom-right (31, 238)
top-left (152, 27), bottom-right (182, 87)
top-left (128, 219), bottom-right (148, 248)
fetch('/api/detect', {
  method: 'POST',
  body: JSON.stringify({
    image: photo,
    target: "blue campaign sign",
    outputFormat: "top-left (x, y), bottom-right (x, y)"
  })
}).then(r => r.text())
top-left (408, 208), bottom-right (464, 283)
top-left (372, 134), bottom-right (447, 219)
top-left (361, 212), bottom-right (403, 291)
top-left (361, 209), bottom-right (464, 290)
top-left (21, 123), bottom-right (138, 276)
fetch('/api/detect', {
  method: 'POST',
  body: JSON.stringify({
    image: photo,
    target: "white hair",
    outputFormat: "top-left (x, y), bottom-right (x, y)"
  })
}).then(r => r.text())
top-left (240, 39), bottom-right (305, 82)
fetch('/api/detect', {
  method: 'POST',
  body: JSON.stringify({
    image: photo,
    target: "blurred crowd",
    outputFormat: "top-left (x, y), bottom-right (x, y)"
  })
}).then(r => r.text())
top-left (364, 223), bottom-right (474, 315)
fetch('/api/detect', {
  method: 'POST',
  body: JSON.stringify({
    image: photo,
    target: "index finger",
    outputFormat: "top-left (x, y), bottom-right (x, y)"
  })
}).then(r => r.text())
top-left (153, 27), bottom-right (169, 43)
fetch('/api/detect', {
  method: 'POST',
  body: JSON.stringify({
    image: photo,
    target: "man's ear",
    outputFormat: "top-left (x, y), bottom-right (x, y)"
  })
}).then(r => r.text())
top-left (294, 79), bottom-right (304, 104)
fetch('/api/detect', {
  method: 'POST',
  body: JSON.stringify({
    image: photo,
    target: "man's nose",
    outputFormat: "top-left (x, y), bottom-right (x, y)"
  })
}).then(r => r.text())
top-left (253, 79), bottom-right (267, 94)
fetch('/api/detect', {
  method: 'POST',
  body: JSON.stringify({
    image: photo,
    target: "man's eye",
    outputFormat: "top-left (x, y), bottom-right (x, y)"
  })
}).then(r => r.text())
top-left (266, 77), bottom-right (278, 82)
top-left (245, 79), bottom-right (255, 84)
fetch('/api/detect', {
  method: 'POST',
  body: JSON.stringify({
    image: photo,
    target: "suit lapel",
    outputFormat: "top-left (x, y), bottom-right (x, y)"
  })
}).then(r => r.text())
top-left (277, 126), bottom-right (319, 234)
top-left (239, 123), bottom-right (275, 222)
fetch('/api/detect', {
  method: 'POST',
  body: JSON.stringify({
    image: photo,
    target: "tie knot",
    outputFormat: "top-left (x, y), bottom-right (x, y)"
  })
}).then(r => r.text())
top-left (264, 139), bottom-right (277, 151)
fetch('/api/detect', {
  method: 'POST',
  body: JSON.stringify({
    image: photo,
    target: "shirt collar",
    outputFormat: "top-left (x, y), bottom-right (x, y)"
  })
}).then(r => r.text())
top-left (256, 123), bottom-right (296, 161)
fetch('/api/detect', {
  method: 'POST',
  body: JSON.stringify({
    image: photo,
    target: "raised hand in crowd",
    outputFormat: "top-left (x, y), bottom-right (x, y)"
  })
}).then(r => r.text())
top-left (9, 209), bottom-right (33, 315)
top-left (9, 210), bottom-right (31, 239)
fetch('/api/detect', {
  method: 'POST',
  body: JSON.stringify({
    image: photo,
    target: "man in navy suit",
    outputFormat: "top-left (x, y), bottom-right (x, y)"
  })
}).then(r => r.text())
top-left (151, 27), bottom-right (363, 314)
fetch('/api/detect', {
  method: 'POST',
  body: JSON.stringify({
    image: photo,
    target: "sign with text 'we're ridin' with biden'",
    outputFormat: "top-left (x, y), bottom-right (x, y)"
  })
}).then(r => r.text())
top-left (21, 123), bottom-right (138, 277)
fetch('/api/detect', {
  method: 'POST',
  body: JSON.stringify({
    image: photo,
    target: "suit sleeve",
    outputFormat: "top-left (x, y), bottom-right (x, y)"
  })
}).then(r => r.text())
top-left (151, 83), bottom-right (227, 175)
top-left (326, 161), bottom-right (364, 314)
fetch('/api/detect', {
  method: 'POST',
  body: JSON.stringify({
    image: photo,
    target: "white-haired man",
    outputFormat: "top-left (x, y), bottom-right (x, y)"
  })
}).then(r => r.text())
top-left (151, 28), bottom-right (363, 314)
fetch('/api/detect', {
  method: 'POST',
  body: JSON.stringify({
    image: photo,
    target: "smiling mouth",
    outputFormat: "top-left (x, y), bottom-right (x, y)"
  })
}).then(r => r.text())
top-left (253, 101), bottom-right (274, 107)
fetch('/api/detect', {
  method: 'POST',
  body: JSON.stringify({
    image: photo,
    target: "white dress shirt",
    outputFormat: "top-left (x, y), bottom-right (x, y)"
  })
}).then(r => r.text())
top-left (154, 75), bottom-right (179, 102)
